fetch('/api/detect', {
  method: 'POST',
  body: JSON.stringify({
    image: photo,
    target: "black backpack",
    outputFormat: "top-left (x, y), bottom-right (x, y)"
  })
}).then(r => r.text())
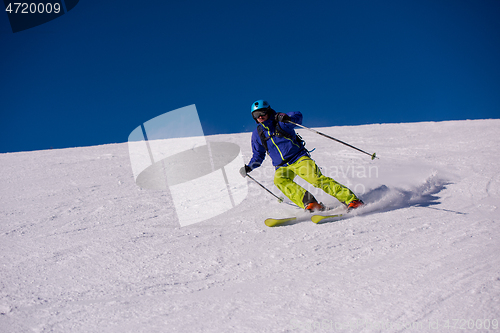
top-left (257, 122), bottom-right (307, 154)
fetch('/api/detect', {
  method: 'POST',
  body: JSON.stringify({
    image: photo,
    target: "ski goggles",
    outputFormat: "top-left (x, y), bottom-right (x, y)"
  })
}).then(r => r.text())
top-left (252, 110), bottom-right (269, 119)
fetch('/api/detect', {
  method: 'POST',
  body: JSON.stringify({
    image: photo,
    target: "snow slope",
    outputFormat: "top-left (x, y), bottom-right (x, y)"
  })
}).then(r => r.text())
top-left (1, 119), bottom-right (499, 333)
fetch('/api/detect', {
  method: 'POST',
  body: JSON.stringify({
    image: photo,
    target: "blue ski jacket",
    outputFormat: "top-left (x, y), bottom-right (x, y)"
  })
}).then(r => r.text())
top-left (248, 111), bottom-right (309, 170)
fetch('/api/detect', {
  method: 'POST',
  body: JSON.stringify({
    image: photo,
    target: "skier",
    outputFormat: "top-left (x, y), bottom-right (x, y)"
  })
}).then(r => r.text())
top-left (239, 100), bottom-right (364, 212)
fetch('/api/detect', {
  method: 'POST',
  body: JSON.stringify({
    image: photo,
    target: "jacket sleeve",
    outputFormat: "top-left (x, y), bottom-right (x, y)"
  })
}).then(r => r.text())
top-left (247, 129), bottom-right (267, 170)
top-left (279, 111), bottom-right (302, 134)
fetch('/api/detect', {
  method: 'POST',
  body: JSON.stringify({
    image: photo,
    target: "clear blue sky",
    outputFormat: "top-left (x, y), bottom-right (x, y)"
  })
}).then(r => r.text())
top-left (1, 0), bottom-right (499, 153)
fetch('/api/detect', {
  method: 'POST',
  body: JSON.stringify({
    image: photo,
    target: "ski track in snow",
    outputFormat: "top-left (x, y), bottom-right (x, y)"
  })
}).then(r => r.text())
top-left (1, 119), bottom-right (499, 333)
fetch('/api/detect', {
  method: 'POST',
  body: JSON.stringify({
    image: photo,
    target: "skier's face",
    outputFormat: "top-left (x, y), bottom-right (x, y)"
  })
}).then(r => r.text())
top-left (256, 113), bottom-right (269, 123)
top-left (252, 109), bottom-right (269, 123)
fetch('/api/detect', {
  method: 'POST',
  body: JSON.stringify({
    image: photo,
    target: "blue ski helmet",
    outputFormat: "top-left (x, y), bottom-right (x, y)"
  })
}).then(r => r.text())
top-left (251, 100), bottom-right (271, 113)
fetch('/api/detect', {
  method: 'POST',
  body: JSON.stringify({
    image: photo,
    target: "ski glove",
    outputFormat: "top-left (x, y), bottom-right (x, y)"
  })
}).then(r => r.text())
top-left (275, 113), bottom-right (291, 123)
top-left (239, 165), bottom-right (252, 178)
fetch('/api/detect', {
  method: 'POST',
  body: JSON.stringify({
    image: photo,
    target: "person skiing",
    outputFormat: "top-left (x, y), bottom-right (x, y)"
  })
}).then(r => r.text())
top-left (239, 100), bottom-right (364, 212)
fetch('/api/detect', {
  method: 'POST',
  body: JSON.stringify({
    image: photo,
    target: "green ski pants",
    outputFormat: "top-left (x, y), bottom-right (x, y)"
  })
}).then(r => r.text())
top-left (274, 156), bottom-right (358, 209)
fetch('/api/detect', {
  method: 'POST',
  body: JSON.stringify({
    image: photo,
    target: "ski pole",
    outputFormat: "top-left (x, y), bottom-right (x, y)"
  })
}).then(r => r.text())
top-left (246, 174), bottom-right (284, 203)
top-left (287, 120), bottom-right (378, 160)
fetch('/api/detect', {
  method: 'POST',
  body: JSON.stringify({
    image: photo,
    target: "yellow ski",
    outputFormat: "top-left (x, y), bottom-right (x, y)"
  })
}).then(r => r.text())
top-left (265, 217), bottom-right (297, 227)
top-left (311, 213), bottom-right (344, 224)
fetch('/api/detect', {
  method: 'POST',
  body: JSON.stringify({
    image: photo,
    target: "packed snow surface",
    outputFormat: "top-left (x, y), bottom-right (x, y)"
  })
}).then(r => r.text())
top-left (1, 119), bottom-right (499, 333)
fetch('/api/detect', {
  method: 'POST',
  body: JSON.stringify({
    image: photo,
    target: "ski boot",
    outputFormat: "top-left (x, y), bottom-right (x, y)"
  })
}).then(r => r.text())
top-left (347, 199), bottom-right (364, 211)
top-left (305, 202), bottom-right (325, 212)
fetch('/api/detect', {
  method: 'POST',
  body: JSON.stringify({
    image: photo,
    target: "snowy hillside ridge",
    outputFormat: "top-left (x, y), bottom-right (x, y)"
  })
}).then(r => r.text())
top-left (1, 119), bottom-right (499, 333)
